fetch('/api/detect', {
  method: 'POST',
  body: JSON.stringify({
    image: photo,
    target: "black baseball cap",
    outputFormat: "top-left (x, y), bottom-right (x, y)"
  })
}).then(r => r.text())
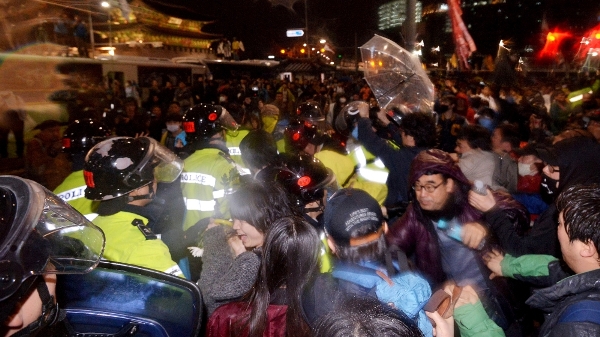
top-left (323, 188), bottom-right (384, 246)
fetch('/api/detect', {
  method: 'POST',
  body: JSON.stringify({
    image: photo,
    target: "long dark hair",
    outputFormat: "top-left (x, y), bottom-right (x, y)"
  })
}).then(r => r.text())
top-left (247, 216), bottom-right (320, 337)
top-left (230, 182), bottom-right (300, 235)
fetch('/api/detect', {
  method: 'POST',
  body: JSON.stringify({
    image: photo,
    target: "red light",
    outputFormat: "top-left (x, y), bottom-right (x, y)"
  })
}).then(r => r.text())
top-left (547, 33), bottom-right (556, 42)
top-left (183, 121), bottom-right (195, 133)
top-left (387, 110), bottom-right (394, 116)
top-left (62, 138), bottom-right (71, 148)
top-left (297, 176), bottom-right (311, 187)
top-left (83, 170), bottom-right (95, 188)
top-left (292, 133), bottom-right (301, 141)
top-left (596, 33), bottom-right (600, 39)
top-left (208, 112), bottom-right (218, 121)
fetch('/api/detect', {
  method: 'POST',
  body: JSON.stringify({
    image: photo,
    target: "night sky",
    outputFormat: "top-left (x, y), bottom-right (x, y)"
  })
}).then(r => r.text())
top-left (143, 0), bottom-right (600, 59)
top-left (143, 0), bottom-right (386, 58)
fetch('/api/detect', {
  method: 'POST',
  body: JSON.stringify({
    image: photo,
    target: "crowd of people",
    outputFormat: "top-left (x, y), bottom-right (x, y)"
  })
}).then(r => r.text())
top-left (3, 69), bottom-right (600, 337)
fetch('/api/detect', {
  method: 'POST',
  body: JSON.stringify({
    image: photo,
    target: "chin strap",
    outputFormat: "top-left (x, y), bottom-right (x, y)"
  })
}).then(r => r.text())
top-left (11, 279), bottom-right (65, 337)
top-left (127, 183), bottom-right (155, 202)
top-left (304, 200), bottom-right (324, 213)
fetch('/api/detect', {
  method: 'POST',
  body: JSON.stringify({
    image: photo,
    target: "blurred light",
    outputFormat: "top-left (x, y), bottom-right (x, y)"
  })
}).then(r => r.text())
top-left (280, 49), bottom-right (286, 54)
top-left (320, 48), bottom-right (325, 53)
top-left (330, 61), bottom-right (334, 65)
top-left (101, 1), bottom-right (110, 7)
top-left (303, 43), bottom-right (307, 47)
top-left (320, 39), bottom-right (326, 44)
top-left (370, 60), bottom-right (375, 67)
top-left (547, 33), bottom-right (556, 42)
top-left (268, 55), bottom-right (275, 59)
top-left (311, 47), bottom-right (315, 51)
top-left (378, 61), bottom-right (383, 66)
top-left (300, 48), bottom-right (306, 54)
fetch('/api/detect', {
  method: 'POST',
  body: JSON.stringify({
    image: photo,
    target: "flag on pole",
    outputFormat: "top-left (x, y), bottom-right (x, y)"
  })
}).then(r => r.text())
top-left (447, 0), bottom-right (476, 70)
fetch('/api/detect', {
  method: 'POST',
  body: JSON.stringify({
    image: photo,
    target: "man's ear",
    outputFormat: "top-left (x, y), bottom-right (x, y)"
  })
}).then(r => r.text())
top-left (326, 236), bottom-right (337, 255)
top-left (445, 178), bottom-right (455, 193)
top-left (580, 240), bottom-right (598, 259)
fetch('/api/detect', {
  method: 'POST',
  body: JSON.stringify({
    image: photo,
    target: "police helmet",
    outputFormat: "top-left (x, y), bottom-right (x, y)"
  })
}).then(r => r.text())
top-left (274, 153), bottom-right (336, 208)
top-left (62, 119), bottom-right (111, 155)
top-left (335, 101), bottom-right (365, 136)
top-left (83, 137), bottom-right (183, 200)
top-left (284, 119), bottom-right (324, 152)
top-left (183, 103), bottom-right (238, 143)
top-left (0, 175), bottom-right (105, 324)
top-left (295, 102), bottom-right (325, 122)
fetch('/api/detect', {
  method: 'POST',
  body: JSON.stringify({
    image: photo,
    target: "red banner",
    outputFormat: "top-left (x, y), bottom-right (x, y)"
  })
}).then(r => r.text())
top-left (447, 0), bottom-right (477, 70)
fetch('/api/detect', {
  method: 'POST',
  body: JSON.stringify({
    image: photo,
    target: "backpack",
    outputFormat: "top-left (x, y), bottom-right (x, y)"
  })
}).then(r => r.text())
top-left (331, 248), bottom-right (433, 337)
top-left (558, 300), bottom-right (600, 325)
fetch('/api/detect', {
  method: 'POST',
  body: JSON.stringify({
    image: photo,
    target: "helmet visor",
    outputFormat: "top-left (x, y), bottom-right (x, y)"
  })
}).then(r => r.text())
top-left (131, 138), bottom-right (184, 184)
top-left (20, 182), bottom-right (105, 276)
top-left (219, 107), bottom-right (240, 135)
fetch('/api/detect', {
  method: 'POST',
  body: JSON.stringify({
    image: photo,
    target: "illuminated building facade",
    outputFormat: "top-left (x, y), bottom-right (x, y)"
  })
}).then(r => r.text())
top-left (378, 1), bottom-right (423, 30)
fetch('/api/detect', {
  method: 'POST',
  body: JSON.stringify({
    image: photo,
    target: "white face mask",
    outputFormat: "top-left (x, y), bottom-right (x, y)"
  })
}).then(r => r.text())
top-left (166, 124), bottom-right (180, 132)
top-left (518, 162), bottom-right (534, 176)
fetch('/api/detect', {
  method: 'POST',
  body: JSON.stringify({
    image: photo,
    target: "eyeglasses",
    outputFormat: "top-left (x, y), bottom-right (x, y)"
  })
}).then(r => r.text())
top-left (413, 181), bottom-right (445, 193)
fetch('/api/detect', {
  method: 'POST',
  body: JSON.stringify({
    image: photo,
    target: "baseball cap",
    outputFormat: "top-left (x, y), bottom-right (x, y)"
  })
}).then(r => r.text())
top-left (323, 188), bottom-right (384, 246)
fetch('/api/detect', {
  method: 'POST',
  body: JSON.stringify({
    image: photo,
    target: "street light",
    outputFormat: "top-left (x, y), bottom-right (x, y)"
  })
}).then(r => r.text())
top-left (101, 1), bottom-right (113, 55)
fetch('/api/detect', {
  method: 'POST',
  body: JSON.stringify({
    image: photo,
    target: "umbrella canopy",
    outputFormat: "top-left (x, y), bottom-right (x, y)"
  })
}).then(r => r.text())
top-left (360, 35), bottom-right (434, 112)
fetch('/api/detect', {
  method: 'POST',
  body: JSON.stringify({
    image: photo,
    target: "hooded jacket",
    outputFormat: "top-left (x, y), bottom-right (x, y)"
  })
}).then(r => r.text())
top-left (486, 136), bottom-right (600, 257)
top-left (385, 149), bottom-right (527, 330)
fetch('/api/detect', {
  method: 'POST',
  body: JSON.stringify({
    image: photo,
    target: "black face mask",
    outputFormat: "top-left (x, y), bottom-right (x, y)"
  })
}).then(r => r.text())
top-left (438, 104), bottom-right (449, 113)
top-left (540, 175), bottom-right (560, 204)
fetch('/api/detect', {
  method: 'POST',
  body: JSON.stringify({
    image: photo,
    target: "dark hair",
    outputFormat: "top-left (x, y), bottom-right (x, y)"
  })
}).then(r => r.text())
top-left (401, 113), bottom-right (437, 148)
top-left (556, 184), bottom-right (600, 252)
top-left (240, 130), bottom-right (280, 172)
top-left (495, 123), bottom-right (520, 149)
top-left (457, 124), bottom-right (492, 151)
top-left (247, 216), bottom-right (320, 337)
top-left (441, 94), bottom-right (457, 106)
top-left (313, 296), bottom-right (424, 337)
top-left (230, 182), bottom-right (299, 235)
top-left (333, 225), bottom-right (387, 264)
top-left (165, 112), bottom-right (183, 122)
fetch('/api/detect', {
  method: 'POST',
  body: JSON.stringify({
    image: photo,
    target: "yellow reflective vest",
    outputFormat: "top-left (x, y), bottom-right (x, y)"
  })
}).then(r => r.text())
top-left (181, 147), bottom-right (239, 230)
top-left (92, 212), bottom-right (183, 277)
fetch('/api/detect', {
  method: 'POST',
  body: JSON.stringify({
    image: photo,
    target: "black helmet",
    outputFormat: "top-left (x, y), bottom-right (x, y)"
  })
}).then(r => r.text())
top-left (0, 175), bottom-right (105, 324)
top-left (183, 103), bottom-right (238, 143)
top-left (284, 119), bottom-right (323, 151)
top-left (295, 102), bottom-right (325, 123)
top-left (335, 101), bottom-right (364, 136)
top-left (83, 137), bottom-right (183, 200)
top-left (62, 119), bottom-right (111, 155)
top-left (274, 153), bottom-right (336, 208)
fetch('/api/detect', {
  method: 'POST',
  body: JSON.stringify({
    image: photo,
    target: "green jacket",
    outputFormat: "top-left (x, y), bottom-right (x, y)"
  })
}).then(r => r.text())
top-left (454, 301), bottom-right (505, 337)
top-left (93, 211), bottom-right (183, 277)
top-left (54, 170), bottom-right (99, 221)
top-left (181, 147), bottom-right (239, 230)
top-left (225, 129), bottom-right (251, 176)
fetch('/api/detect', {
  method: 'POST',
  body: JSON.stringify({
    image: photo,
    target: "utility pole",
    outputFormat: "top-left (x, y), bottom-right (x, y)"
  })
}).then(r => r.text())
top-left (406, 0), bottom-right (416, 52)
top-left (88, 11), bottom-right (95, 57)
top-left (305, 0), bottom-right (309, 58)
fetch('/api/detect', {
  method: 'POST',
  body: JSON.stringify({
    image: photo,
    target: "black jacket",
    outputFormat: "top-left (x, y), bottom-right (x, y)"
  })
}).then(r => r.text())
top-left (356, 118), bottom-right (425, 206)
top-left (525, 266), bottom-right (600, 337)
